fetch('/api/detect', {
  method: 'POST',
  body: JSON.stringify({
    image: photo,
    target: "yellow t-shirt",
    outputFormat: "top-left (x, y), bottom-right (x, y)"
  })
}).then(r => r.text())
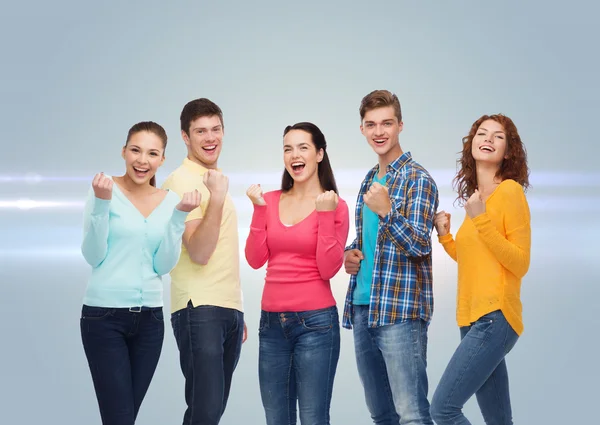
top-left (161, 158), bottom-right (243, 314)
top-left (438, 179), bottom-right (531, 335)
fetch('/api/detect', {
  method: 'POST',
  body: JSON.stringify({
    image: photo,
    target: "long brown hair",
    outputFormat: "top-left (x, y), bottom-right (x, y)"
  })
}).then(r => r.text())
top-left (281, 122), bottom-right (339, 194)
top-left (125, 121), bottom-right (168, 187)
top-left (454, 114), bottom-right (529, 205)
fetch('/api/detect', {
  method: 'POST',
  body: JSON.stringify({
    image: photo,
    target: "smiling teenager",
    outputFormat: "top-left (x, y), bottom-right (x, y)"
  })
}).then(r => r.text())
top-left (161, 99), bottom-right (246, 425)
top-left (245, 122), bottom-right (349, 425)
top-left (80, 121), bottom-right (200, 425)
top-left (430, 114), bottom-right (531, 425)
top-left (342, 90), bottom-right (439, 425)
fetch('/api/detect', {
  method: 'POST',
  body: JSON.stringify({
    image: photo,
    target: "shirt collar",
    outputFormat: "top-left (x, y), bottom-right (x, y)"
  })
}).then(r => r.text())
top-left (374, 151), bottom-right (412, 175)
top-left (182, 157), bottom-right (221, 174)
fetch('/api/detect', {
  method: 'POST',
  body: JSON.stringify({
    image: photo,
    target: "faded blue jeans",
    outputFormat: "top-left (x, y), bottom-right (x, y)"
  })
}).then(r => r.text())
top-left (258, 306), bottom-right (340, 425)
top-left (430, 310), bottom-right (519, 425)
top-left (352, 305), bottom-right (433, 425)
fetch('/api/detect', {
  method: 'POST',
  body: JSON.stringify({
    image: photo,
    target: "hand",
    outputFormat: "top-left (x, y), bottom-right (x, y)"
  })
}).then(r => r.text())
top-left (315, 190), bottom-right (339, 211)
top-left (434, 211), bottom-right (451, 236)
top-left (363, 182), bottom-right (392, 217)
top-left (203, 169), bottom-right (229, 202)
top-left (176, 189), bottom-right (201, 213)
top-left (92, 173), bottom-right (113, 200)
top-left (344, 249), bottom-right (364, 275)
top-left (465, 190), bottom-right (486, 218)
top-left (246, 184), bottom-right (266, 206)
top-left (242, 322), bottom-right (248, 344)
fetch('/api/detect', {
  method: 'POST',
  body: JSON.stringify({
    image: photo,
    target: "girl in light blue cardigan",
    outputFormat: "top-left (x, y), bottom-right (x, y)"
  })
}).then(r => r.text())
top-left (80, 121), bottom-right (200, 425)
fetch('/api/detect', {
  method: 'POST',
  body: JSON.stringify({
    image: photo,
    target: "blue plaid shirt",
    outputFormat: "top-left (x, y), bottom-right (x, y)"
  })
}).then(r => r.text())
top-left (342, 152), bottom-right (439, 329)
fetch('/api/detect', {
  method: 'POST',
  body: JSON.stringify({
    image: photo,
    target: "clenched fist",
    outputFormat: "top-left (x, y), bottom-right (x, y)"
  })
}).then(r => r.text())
top-left (465, 190), bottom-right (485, 219)
top-left (363, 182), bottom-right (391, 217)
top-left (434, 211), bottom-right (451, 236)
top-left (315, 190), bottom-right (338, 211)
top-left (203, 169), bottom-right (229, 201)
top-left (92, 173), bottom-right (113, 200)
top-left (344, 249), bottom-right (364, 275)
top-left (176, 189), bottom-right (201, 213)
top-left (246, 184), bottom-right (266, 206)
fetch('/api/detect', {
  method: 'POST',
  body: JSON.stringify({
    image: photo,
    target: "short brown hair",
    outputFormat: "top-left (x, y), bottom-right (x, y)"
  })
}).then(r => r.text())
top-left (359, 90), bottom-right (402, 122)
top-left (180, 98), bottom-right (224, 135)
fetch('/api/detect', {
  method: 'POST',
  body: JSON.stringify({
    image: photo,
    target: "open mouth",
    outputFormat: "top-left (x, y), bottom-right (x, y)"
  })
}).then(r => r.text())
top-left (479, 145), bottom-right (495, 153)
top-left (133, 166), bottom-right (149, 176)
top-left (373, 138), bottom-right (387, 146)
top-left (203, 145), bottom-right (217, 152)
top-left (291, 161), bottom-right (305, 173)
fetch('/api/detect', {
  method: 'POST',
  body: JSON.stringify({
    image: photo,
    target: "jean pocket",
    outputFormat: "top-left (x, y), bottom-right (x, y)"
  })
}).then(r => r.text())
top-left (81, 305), bottom-right (112, 320)
top-left (479, 310), bottom-right (503, 324)
top-left (301, 309), bottom-right (333, 331)
top-left (151, 309), bottom-right (164, 322)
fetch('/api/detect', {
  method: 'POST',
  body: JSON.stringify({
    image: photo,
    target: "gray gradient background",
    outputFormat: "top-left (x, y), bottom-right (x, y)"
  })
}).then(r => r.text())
top-left (1, 1), bottom-right (598, 424)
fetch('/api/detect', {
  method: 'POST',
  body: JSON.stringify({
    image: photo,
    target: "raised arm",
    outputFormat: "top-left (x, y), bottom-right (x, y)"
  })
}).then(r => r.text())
top-left (245, 204), bottom-right (270, 269)
top-left (153, 207), bottom-right (190, 275)
top-left (471, 184), bottom-right (531, 278)
top-left (183, 170), bottom-right (228, 265)
top-left (435, 210), bottom-right (457, 261)
top-left (316, 199), bottom-right (350, 280)
top-left (81, 174), bottom-right (112, 267)
top-left (438, 234), bottom-right (458, 262)
top-left (367, 175), bottom-right (438, 258)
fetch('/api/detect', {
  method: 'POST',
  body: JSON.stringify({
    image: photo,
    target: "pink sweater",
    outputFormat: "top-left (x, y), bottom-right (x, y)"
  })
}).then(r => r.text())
top-left (245, 190), bottom-right (350, 312)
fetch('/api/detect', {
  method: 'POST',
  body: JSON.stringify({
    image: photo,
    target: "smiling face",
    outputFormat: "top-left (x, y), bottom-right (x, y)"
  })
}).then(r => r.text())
top-left (183, 115), bottom-right (223, 169)
top-left (122, 131), bottom-right (165, 185)
top-left (360, 106), bottom-right (403, 162)
top-left (283, 129), bottom-right (323, 185)
top-left (471, 119), bottom-right (508, 166)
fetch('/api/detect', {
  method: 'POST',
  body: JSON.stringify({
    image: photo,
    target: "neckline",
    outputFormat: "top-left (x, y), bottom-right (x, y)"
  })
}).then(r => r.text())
top-left (110, 176), bottom-right (170, 220)
top-left (276, 190), bottom-right (317, 228)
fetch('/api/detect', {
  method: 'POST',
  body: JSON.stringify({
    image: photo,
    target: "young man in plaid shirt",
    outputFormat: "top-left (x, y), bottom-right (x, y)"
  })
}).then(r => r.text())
top-left (343, 90), bottom-right (439, 425)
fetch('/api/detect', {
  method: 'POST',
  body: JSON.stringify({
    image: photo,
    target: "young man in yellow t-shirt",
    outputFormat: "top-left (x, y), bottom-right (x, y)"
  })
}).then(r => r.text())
top-left (162, 98), bottom-right (245, 425)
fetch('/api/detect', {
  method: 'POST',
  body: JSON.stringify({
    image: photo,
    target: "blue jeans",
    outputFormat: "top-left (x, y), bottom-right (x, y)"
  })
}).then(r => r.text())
top-left (171, 302), bottom-right (244, 425)
top-left (430, 310), bottom-right (519, 425)
top-left (80, 305), bottom-right (164, 425)
top-left (352, 305), bottom-right (433, 425)
top-left (259, 306), bottom-right (340, 425)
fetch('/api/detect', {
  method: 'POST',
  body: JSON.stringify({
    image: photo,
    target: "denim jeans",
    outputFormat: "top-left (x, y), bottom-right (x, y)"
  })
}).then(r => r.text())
top-left (258, 306), bottom-right (340, 425)
top-left (430, 310), bottom-right (519, 425)
top-left (80, 305), bottom-right (165, 425)
top-left (352, 305), bottom-right (433, 425)
top-left (171, 302), bottom-right (244, 425)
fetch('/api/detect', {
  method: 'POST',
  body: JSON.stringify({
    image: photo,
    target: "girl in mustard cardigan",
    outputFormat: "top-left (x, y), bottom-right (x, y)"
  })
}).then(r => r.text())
top-left (430, 114), bottom-right (531, 425)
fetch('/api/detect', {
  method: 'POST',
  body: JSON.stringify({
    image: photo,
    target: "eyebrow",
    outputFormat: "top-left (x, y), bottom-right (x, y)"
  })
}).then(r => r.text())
top-left (129, 144), bottom-right (160, 152)
top-left (364, 119), bottom-right (395, 124)
top-left (283, 142), bottom-right (310, 148)
top-left (479, 127), bottom-right (505, 134)
top-left (192, 124), bottom-right (222, 131)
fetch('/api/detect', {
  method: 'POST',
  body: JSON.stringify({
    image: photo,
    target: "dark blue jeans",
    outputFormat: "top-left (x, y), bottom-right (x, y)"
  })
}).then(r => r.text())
top-left (430, 310), bottom-right (519, 425)
top-left (80, 305), bottom-right (164, 425)
top-left (258, 306), bottom-right (340, 425)
top-left (352, 305), bottom-right (433, 425)
top-left (171, 302), bottom-right (244, 425)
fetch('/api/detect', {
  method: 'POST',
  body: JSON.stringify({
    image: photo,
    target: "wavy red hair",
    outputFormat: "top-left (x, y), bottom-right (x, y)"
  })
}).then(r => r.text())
top-left (453, 114), bottom-right (530, 205)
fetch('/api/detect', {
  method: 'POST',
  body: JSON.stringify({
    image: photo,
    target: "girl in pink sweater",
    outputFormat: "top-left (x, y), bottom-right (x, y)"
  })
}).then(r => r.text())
top-left (245, 122), bottom-right (349, 425)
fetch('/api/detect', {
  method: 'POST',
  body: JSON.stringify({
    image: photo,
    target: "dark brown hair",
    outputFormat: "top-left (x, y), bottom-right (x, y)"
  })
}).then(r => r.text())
top-left (180, 98), bottom-right (224, 136)
top-left (454, 114), bottom-right (530, 205)
top-left (125, 121), bottom-right (168, 187)
top-left (281, 122), bottom-right (339, 194)
top-left (359, 89), bottom-right (402, 122)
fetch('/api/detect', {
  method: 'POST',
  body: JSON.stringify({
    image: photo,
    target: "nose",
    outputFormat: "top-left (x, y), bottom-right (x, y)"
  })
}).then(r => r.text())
top-left (374, 124), bottom-right (385, 136)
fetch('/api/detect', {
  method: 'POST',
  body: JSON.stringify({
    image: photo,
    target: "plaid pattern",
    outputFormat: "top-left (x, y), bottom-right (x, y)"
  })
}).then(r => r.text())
top-left (342, 152), bottom-right (439, 329)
